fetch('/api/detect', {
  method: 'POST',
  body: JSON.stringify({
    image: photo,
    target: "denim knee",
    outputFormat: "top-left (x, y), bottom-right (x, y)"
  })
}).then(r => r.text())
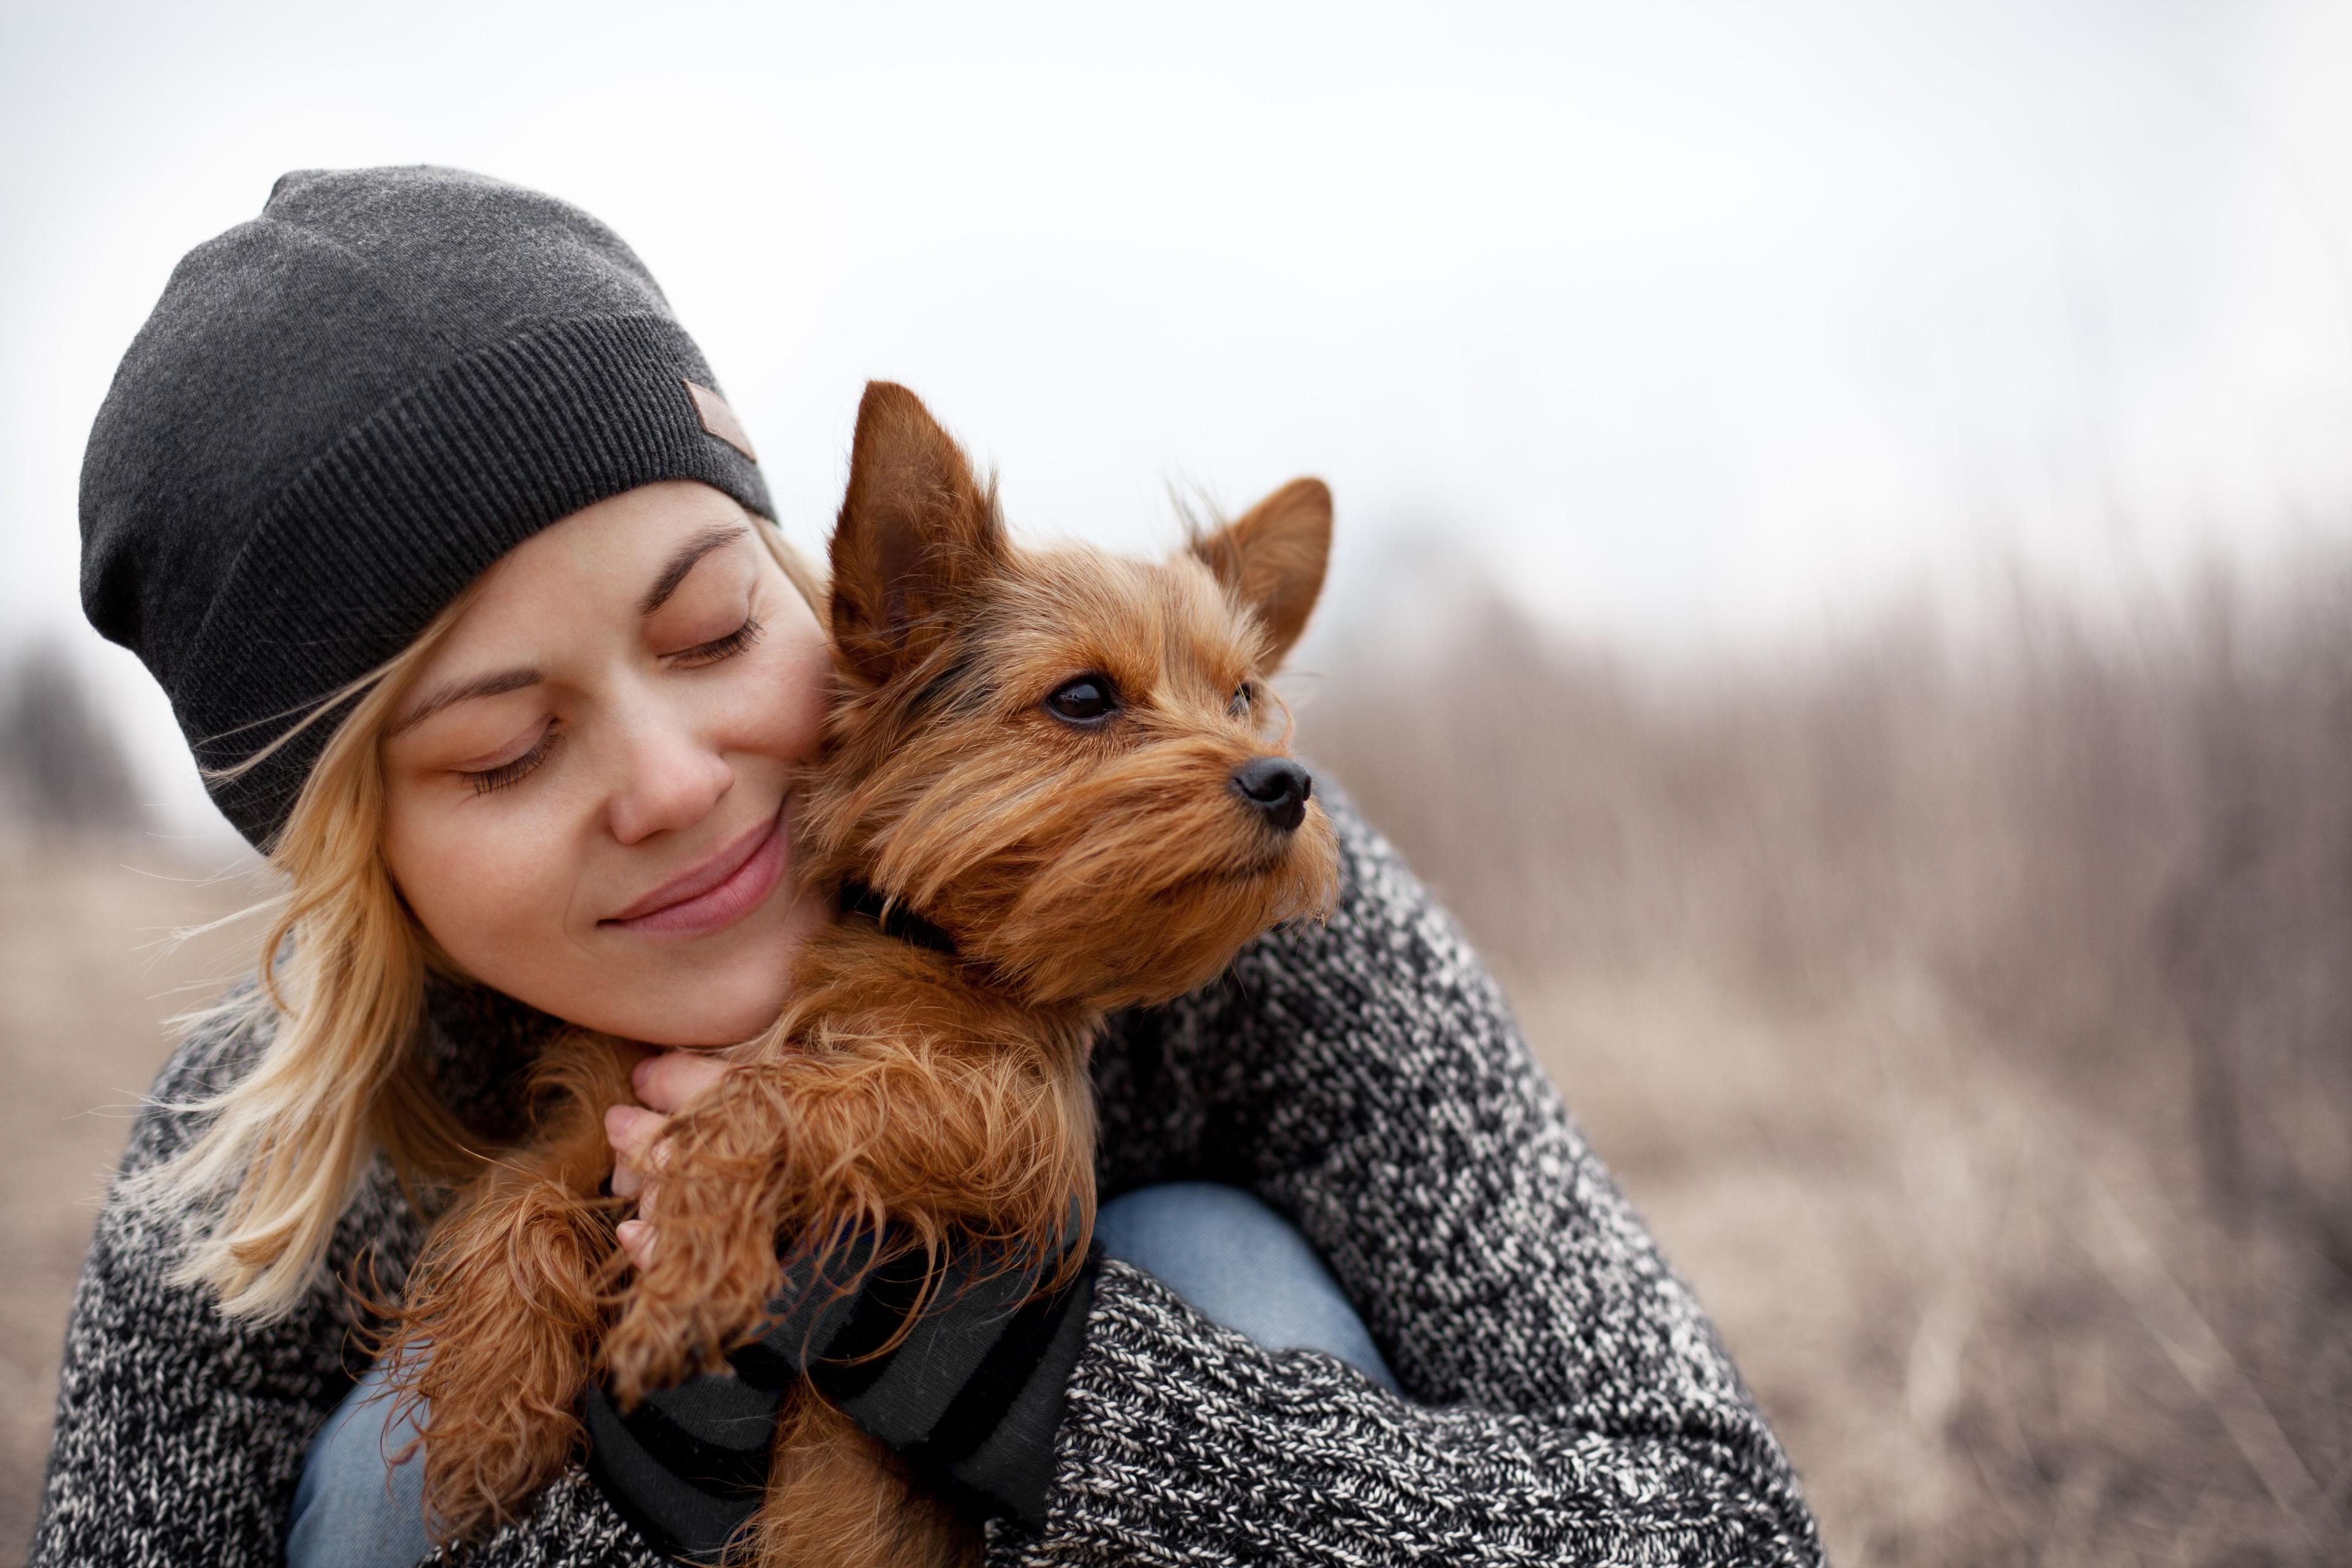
top-left (1095, 1181), bottom-right (1398, 1392)
top-left (287, 1357), bottom-right (432, 1568)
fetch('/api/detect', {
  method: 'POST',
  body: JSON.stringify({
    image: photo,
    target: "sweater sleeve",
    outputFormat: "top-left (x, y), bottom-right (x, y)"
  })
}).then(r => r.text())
top-left (30, 1014), bottom-right (408, 1567)
top-left (1011, 789), bottom-right (1823, 1565)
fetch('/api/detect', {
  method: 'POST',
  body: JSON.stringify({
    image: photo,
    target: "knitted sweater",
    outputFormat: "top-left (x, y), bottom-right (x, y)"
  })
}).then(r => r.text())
top-left (31, 797), bottom-right (1822, 1566)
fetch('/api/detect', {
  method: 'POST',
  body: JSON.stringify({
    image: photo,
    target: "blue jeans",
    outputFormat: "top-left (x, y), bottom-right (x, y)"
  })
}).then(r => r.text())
top-left (288, 1182), bottom-right (1395, 1568)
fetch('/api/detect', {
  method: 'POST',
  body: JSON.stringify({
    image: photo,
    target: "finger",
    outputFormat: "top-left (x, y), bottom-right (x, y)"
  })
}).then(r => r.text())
top-left (610, 1159), bottom-right (644, 1201)
top-left (617, 1218), bottom-right (654, 1269)
top-left (633, 1050), bottom-right (729, 1115)
top-left (605, 1103), bottom-right (668, 1170)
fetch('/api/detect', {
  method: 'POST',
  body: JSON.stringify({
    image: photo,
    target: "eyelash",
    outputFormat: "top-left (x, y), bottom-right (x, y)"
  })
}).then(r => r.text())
top-left (670, 615), bottom-right (766, 668)
top-left (454, 620), bottom-right (757, 799)
top-left (463, 724), bottom-right (560, 796)
top-left (454, 617), bottom-right (765, 796)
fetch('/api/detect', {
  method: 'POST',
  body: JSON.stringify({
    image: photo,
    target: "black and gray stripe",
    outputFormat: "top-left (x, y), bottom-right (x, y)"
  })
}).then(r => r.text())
top-left (583, 1235), bottom-right (1101, 1560)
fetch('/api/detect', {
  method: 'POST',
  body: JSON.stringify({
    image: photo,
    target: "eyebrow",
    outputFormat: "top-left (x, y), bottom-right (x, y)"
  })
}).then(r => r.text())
top-left (638, 524), bottom-right (750, 617)
top-left (389, 526), bottom-right (753, 739)
top-left (388, 666), bottom-right (543, 739)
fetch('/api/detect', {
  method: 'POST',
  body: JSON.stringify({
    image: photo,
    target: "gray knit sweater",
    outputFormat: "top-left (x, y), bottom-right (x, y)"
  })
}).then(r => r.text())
top-left (31, 797), bottom-right (1822, 1566)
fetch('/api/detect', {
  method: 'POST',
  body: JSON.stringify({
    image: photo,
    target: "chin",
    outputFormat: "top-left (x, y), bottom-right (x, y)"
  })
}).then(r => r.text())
top-left (631, 917), bottom-right (818, 1047)
top-left (526, 887), bottom-right (823, 1047)
top-left (611, 961), bottom-right (795, 1048)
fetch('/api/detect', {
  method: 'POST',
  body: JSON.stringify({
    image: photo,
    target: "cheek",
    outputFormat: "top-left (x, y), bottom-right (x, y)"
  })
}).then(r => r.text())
top-left (382, 787), bottom-right (579, 974)
top-left (722, 611), bottom-right (831, 763)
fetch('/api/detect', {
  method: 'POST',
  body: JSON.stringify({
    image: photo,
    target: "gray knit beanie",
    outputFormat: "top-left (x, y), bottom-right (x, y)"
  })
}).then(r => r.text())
top-left (80, 165), bottom-right (774, 850)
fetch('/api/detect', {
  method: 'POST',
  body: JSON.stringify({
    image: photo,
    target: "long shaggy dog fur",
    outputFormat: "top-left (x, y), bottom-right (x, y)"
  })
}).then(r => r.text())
top-left (382, 381), bottom-right (1339, 1566)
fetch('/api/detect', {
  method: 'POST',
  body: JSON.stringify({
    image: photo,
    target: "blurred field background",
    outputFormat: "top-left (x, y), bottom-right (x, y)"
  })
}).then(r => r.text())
top-left (8, 2), bottom-right (2352, 1564)
top-left (1309, 557), bottom-right (2352, 1563)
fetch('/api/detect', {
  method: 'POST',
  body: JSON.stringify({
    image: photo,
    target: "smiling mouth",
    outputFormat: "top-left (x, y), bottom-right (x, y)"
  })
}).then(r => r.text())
top-left (601, 804), bottom-right (790, 937)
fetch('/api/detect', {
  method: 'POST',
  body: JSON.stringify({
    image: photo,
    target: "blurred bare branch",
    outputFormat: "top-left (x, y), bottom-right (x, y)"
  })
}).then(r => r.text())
top-left (0, 643), bottom-right (141, 835)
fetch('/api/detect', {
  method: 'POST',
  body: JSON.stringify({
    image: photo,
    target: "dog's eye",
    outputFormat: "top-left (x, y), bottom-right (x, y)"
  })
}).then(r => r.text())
top-left (1229, 682), bottom-right (1254, 718)
top-left (1046, 675), bottom-right (1118, 725)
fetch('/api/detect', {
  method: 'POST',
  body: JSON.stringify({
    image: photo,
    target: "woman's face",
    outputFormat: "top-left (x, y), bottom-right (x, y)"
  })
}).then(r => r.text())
top-left (380, 481), bottom-right (833, 1047)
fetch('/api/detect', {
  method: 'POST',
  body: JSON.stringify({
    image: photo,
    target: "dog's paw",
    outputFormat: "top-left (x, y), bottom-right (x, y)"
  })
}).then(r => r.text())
top-left (600, 1295), bottom-right (720, 1405)
top-left (605, 1198), bottom-right (791, 1400)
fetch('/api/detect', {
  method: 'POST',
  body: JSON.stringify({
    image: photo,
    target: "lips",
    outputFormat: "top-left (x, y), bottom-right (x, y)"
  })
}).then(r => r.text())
top-left (602, 806), bottom-right (789, 937)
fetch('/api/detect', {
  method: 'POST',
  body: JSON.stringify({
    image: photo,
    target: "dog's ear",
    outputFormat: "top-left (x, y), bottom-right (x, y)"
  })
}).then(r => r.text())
top-left (829, 381), bottom-right (1006, 684)
top-left (1188, 477), bottom-right (1332, 671)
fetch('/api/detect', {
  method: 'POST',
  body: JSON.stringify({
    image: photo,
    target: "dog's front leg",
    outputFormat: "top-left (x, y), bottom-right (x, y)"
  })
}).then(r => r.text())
top-left (600, 1051), bottom-right (808, 1401)
top-left (385, 1035), bottom-right (638, 1544)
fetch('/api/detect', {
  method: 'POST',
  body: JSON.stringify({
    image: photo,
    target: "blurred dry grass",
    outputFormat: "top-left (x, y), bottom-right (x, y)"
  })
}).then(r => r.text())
top-left (1306, 560), bottom-right (2352, 1564)
top-left (9, 560), bottom-right (2352, 1563)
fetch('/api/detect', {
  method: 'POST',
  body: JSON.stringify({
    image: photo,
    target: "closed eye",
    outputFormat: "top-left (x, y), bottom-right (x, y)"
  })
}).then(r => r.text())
top-left (458, 722), bottom-right (560, 796)
top-left (668, 615), bottom-right (766, 668)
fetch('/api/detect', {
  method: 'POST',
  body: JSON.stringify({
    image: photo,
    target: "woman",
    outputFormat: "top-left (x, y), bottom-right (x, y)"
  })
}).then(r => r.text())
top-left (34, 166), bottom-right (1820, 1567)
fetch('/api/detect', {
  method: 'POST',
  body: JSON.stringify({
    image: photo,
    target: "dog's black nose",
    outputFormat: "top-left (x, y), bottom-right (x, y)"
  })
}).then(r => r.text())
top-left (1231, 756), bottom-right (1312, 832)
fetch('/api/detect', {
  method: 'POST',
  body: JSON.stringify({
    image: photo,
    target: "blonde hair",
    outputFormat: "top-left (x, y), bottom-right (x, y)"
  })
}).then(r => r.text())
top-left (134, 515), bottom-right (822, 1321)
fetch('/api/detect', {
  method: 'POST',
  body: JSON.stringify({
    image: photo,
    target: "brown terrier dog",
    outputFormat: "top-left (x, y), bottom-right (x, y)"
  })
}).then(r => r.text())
top-left (384, 380), bottom-right (1340, 1566)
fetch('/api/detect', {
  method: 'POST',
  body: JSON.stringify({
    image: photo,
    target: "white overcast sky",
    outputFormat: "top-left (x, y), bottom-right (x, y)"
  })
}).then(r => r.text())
top-left (4, 0), bottom-right (2350, 845)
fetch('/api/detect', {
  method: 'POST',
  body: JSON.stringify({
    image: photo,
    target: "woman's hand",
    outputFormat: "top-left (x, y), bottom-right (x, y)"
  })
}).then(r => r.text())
top-left (605, 1050), bottom-right (729, 1268)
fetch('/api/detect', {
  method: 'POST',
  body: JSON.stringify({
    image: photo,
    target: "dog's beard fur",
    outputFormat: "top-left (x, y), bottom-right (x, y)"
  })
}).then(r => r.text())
top-left (383, 382), bottom-right (1338, 1567)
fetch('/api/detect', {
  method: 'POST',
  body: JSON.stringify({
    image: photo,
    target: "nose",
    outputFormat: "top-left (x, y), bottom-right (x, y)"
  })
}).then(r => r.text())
top-left (1231, 756), bottom-right (1312, 833)
top-left (606, 711), bottom-right (733, 846)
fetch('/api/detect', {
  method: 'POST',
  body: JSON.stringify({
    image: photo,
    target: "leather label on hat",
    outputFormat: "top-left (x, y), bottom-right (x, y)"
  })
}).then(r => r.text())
top-left (684, 380), bottom-right (758, 462)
